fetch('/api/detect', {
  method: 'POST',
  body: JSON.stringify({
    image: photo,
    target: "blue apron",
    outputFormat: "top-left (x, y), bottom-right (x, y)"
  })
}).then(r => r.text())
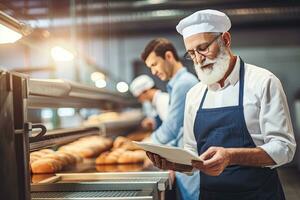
top-left (193, 59), bottom-right (285, 200)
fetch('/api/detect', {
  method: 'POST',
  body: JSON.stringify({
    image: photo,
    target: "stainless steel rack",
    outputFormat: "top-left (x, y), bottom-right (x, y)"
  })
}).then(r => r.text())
top-left (29, 127), bottom-right (101, 151)
top-left (28, 78), bottom-right (139, 109)
top-left (31, 172), bottom-right (171, 200)
top-left (0, 70), bottom-right (170, 200)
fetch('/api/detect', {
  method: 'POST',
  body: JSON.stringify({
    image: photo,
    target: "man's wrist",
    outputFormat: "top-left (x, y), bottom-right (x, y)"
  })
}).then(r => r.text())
top-left (227, 148), bottom-right (236, 166)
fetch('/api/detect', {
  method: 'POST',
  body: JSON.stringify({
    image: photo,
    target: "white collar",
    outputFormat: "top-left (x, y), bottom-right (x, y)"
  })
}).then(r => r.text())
top-left (208, 56), bottom-right (240, 91)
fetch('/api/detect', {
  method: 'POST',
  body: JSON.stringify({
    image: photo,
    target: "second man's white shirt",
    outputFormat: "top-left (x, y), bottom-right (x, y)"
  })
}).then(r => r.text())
top-left (152, 90), bottom-right (169, 121)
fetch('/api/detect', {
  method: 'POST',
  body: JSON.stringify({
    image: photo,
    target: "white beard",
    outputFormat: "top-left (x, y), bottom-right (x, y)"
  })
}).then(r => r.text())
top-left (194, 48), bottom-right (231, 85)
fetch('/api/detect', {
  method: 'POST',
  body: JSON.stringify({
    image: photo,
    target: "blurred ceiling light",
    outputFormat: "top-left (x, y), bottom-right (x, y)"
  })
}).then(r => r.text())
top-left (0, 11), bottom-right (31, 44)
top-left (58, 108), bottom-right (75, 117)
top-left (51, 46), bottom-right (74, 61)
top-left (95, 79), bottom-right (107, 88)
top-left (0, 24), bottom-right (22, 44)
top-left (91, 72), bottom-right (105, 82)
top-left (116, 81), bottom-right (129, 93)
top-left (41, 109), bottom-right (53, 119)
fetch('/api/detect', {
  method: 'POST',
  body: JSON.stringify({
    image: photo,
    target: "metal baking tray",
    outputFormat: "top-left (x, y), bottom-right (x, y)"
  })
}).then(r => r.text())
top-left (31, 172), bottom-right (171, 200)
top-left (33, 172), bottom-right (171, 191)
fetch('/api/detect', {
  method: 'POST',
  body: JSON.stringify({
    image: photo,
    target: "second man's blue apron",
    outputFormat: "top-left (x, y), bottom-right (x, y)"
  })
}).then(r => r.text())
top-left (193, 58), bottom-right (285, 200)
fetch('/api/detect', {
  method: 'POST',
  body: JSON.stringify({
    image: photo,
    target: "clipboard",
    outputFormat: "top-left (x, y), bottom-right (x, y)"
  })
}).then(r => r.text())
top-left (134, 141), bottom-right (202, 166)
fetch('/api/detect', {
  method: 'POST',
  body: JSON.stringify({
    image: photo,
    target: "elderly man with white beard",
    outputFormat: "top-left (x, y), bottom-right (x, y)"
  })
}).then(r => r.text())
top-left (146, 9), bottom-right (296, 200)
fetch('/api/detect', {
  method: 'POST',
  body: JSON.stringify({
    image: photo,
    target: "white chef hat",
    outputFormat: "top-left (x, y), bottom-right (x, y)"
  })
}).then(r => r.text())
top-left (130, 75), bottom-right (155, 97)
top-left (176, 9), bottom-right (231, 39)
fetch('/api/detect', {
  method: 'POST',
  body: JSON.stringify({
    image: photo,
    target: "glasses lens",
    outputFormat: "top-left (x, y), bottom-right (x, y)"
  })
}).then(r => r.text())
top-left (196, 34), bottom-right (221, 55)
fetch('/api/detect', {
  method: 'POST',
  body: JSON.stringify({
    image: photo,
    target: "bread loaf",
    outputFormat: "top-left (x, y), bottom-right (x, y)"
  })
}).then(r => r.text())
top-left (119, 141), bottom-right (141, 151)
top-left (83, 112), bottom-right (120, 126)
top-left (55, 151), bottom-right (77, 165)
top-left (105, 149), bottom-right (125, 164)
top-left (30, 136), bottom-right (113, 174)
top-left (117, 150), bottom-right (146, 164)
top-left (126, 131), bottom-right (151, 141)
top-left (95, 149), bottom-right (125, 164)
top-left (58, 136), bottom-right (112, 158)
top-left (95, 148), bottom-right (146, 165)
top-left (117, 164), bottom-right (143, 172)
top-left (31, 158), bottom-right (61, 174)
top-left (113, 136), bottom-right (130, 149)
top-left (96, 164), bottom-right (119, 172)
top-left (95, 151), bottom-right (110, 164)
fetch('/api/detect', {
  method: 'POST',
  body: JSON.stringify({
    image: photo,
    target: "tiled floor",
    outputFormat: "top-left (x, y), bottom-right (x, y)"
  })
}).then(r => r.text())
top-left (278, 167), bottom-right (300, 200)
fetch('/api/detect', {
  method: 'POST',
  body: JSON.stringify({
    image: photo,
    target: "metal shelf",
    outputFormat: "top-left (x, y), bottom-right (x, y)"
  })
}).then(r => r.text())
top-left (31, 172), bottom-right (171, 200)
top-left (29, 127), bottom-right (101, 151)
top-left (28, 78), bottom-right (139, 109)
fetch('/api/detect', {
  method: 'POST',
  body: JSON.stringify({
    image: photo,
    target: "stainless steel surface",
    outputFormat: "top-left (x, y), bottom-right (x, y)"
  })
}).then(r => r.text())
top-left (28, 78), bottom-right (139, 109)
top-left (0, 10), bottom-right (32, 36)
top-left (40, 172), bottom-right (171, 191)
top-left (2, 70), bottom-right (160, 200)
top-left (32, 171), bottom-right (170, 200)
top-left (31, 171), bottom-right (171, 200)
top-left (57, 172), bottom-right (168, 180)
top-left (97, 117), bottom-right (144, 137)
top-left (29, 127), bottom-right (100, 151)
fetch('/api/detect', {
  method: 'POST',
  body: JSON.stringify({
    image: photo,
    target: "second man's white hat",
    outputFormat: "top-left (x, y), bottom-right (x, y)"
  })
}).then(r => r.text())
top-left (130, 75), bottom-right (155, 97)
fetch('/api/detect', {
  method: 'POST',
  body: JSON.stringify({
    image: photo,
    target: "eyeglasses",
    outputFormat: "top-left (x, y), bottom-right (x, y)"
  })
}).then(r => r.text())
top-left (184, 34), bottom-right (222, 60)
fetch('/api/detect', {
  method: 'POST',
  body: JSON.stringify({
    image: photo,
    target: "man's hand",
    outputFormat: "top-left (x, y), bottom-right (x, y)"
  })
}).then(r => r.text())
top-left (146, 151), bottom-right (193, 172)
top-left (141, 118), bottom-right (156, 130)
top-left (192, 146), bottom-right (231, 176)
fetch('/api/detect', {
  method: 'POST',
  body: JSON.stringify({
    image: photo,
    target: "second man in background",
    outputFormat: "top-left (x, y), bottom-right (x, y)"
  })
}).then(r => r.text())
top-left (140, 38), bottom-right (200, 200)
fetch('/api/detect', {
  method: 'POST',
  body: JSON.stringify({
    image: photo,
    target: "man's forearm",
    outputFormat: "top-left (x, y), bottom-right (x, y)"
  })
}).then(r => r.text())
top-left (227, 147), bottom-right (276, 167)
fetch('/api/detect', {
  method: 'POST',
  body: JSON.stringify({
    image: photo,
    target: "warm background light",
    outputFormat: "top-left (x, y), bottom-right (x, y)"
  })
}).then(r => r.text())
top-left (51, 46), bottom-right (74, 61)
top-left (95, 79), bottom-right (107, 88)
top-left (91, 72), bottom-right (105, 82)
top-left (0, 23), bottom-right (22, 44)
top-left (116, 81), bottom-right (128, 93)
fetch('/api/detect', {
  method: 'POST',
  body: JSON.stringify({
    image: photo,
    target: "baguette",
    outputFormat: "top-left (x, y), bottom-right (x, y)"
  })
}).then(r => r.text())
top-left (117, 164), bottom-right (143, 172)
top-left (96, 164), bottom-right (118, 172)
top-left (95, 148), bottom-right (125, 164)
top-left (119, 141), bottom-right (141, 151)
top-left (31, 158), bottom-right (61, 174)
top-left (95, 151), bottom-right (110, 164)
top-left (117, 150), bottom-right (146, 164)
top-left (113, 136), bottom-right (130, 149)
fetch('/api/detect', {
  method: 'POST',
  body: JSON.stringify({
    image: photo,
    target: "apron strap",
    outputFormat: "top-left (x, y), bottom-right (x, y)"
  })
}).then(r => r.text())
top-left (239, 58), bottom-right (245, 107)
top-left (199, 87), bottom-right (208, 109)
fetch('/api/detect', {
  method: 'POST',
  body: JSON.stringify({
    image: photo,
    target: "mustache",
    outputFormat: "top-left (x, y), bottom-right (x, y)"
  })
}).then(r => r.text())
top-left (195, 61), bottom-right (215, 70)
top-left (199, 59), bottom-right (217, 68)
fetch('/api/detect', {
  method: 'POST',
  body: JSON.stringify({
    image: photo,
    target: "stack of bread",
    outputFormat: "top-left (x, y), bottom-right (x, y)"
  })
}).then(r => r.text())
top-left (58, 135), bottom-right (113, 158)
top-left (30, 135), bottom-right (113, 174)
top-left (30, 149), bottom-right (81, 174)
top-left (126, 130), bottom-right (151, 141)
top-left (95, 136), bottom-right (147, 165)
top-left (83, 112), bottom-right (120, 126)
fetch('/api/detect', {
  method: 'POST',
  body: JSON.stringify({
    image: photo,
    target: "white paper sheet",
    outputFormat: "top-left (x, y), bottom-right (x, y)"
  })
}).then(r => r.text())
top-left (134, 141), bottom-right (202, 166)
